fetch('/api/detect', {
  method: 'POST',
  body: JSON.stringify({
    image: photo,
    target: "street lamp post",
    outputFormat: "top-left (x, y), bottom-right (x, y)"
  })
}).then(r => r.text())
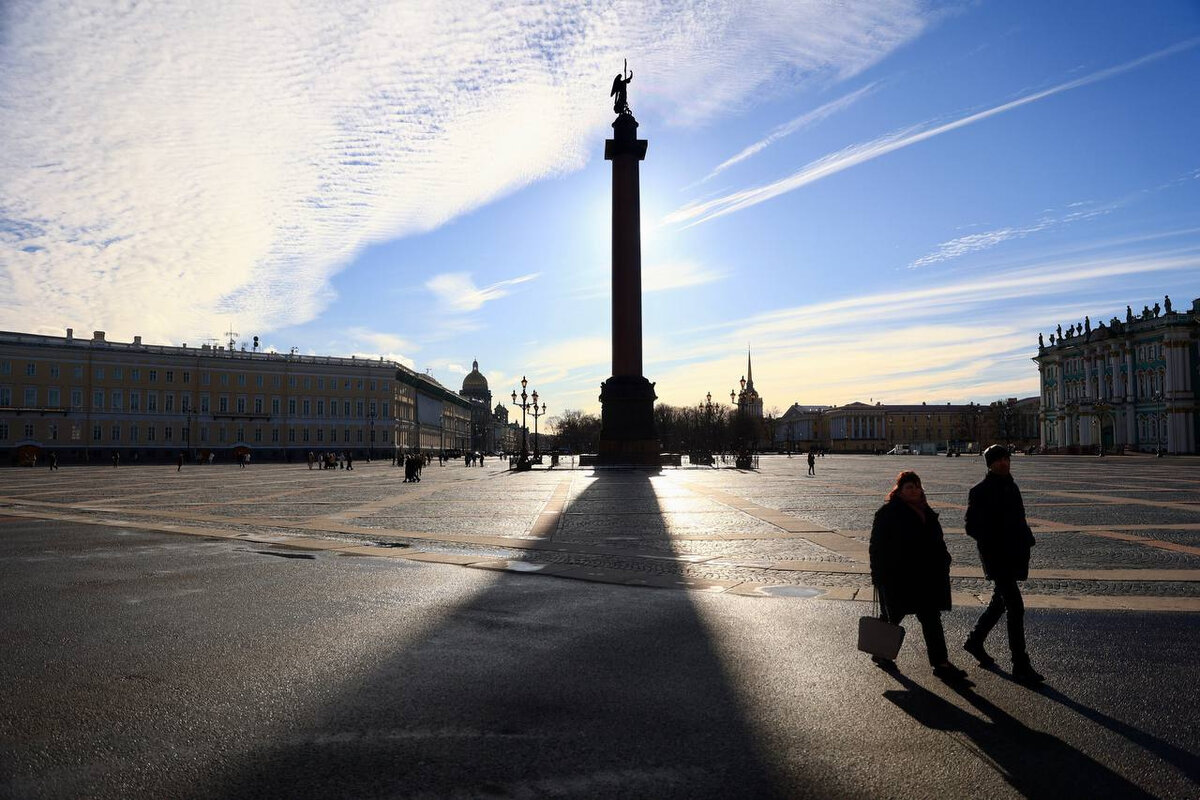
top-left (186, 409), bottom-right (194, 462)
top-left (368, 412), bottom-right (375, 462)
top-left (1148, 392), bottom-right (1166, 455)
top-left (510, 376), bottom-right (535, 469)
top-left (529, 395), bottom-right (546, 460)
top-left (704, 392), bottom-right (714, 454)
top-left (1092, 400), bottom-right (1112, 456)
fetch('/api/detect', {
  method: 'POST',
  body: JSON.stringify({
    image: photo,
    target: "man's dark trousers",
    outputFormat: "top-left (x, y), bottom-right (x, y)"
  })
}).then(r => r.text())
top-left (972, 578), bottom-right (1026, 661)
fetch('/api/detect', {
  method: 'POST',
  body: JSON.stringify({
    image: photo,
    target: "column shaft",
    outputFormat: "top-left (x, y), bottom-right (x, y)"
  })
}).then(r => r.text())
top-left (611, 155), bottom-right (643, 377)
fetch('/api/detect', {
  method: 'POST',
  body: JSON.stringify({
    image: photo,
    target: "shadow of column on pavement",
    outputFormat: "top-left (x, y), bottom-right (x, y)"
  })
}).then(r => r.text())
top-left (203, 471), bottom-right (792, 799)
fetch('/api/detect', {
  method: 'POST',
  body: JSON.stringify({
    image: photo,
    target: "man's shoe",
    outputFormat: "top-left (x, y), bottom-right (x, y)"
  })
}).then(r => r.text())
top-left (932, 662), bottom-right (968, 681)
top-left (963, 636), bottom-right (995, 667)
top-left (1012, 663), bottom-right (1045, 684)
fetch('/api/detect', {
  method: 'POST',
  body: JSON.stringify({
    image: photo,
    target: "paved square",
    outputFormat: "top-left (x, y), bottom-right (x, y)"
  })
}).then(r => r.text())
top-left (3, 454), bottom-right (1197, 611)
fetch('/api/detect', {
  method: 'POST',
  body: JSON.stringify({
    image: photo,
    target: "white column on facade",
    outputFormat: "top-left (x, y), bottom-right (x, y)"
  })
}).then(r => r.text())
top-left (1109, 348), bottom-right (1120, 400)
top-left (1163, 342), bottom-right (1176, 395)
top-left (1124, 345), bottom-right (1137, 446)
top-left (1086, 352), bottom-right (1095, 399)
top-left (1101, 350), bottom-right (1111, 399)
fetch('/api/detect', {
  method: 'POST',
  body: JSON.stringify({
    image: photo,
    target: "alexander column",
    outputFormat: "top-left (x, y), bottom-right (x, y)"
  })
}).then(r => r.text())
top-left (598, 63), bottom-right (659, 466)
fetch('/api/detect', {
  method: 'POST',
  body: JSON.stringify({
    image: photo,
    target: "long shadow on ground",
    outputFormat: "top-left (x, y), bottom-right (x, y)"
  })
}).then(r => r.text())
top-left (204, 472), bottom-right (788, 799)
top-left (883, 668), bottom-right (1157, 799)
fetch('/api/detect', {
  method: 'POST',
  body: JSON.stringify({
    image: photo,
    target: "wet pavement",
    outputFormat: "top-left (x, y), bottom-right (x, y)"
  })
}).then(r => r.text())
top-left (2, 454), bottom-right (1198, 609)
top-left (2, 455), bottom-right (1198, 798)
top-left (1, 514), bottom-right (1196, 799)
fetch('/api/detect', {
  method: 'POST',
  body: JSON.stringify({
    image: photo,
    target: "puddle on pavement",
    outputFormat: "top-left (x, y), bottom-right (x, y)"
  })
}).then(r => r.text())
top-left (247, 549), bottom-right (316, 560)
top-left (755, 585), bottom-right (825, 598)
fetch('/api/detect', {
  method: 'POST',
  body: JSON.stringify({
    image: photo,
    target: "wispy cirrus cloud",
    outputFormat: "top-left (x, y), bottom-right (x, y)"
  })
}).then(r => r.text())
top-left (0, 0), bottom-right (932, 344)
top-left (701, 83), bottom-right (877, 183)
top-left (665, 37), bottom-right (1200, 227)
top-left (906, 199), bottom-right (1117, 269)
top-left (638, 238), bottom-right (1199, 408)
top-left (425, 272), bottom-right (540, 312)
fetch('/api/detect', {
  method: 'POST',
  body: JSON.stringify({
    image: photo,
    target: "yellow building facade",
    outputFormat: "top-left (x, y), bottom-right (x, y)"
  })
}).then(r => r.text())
top-left (0, 328), bottom-right (470, 464)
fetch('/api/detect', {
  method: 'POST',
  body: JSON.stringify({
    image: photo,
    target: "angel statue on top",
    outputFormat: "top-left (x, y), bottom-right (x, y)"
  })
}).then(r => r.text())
top-left (611, 60), bottom-right (633, 116)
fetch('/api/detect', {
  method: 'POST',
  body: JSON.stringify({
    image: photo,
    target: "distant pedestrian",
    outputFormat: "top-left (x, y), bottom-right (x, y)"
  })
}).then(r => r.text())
top-left (112, 451), bottom-right (120, 468)
top-left (49, 453), bottom-right (58, 471)
top-left (177, 452), bottom-right (184, 472)
top-left (964, 445), bottom-right (1044, 684)
top-left (307, 451), bottom-right (315, 470)
top-left (807, 451), bottom-right (816, 476)
top-left (869, 471), bottom-right (967, 681)
top-left (346, 452), bottom-right (353, 470)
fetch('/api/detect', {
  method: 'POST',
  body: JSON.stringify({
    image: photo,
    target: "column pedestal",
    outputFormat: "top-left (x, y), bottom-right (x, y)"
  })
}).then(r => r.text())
top-left (597, 112), bottom-right (660, 468)
top-left (598, 376), bottom-right (659, 465)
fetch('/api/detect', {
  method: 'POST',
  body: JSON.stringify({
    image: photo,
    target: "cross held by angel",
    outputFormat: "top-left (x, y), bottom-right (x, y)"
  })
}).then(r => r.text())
top-left (611, 61), bottom-right (633, 115)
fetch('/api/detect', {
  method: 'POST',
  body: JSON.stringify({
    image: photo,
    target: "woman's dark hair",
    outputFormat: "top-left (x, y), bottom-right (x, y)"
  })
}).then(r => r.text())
top-left (887, 470), bottom-right (924, 503)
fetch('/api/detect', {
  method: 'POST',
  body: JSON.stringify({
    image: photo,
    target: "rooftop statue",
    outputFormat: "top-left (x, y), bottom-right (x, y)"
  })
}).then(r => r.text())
top-left (1153, 302), bottom-right (1161, 317)
top-left (1165, 294), bottom-right (1173, 313)
top-left (1038, 332), bottom-right (1044, 348)
top-left (611, 60), bottom-right (633, 116)
top-left (1126, 305), bottom-right (1134, 323)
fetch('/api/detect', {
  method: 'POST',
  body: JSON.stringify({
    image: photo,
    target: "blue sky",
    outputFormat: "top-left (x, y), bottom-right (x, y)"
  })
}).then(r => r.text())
top-left (2, 1), bottom-right (1198, 422)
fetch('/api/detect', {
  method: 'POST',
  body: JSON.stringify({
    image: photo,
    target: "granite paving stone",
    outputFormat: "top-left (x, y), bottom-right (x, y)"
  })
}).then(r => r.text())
top-left (3, 454), bottom-right (1198, 608)
top-left (1134, 529), bottom-right (1200, 547)
top-left (1021, 505), bottom-right (1200, 526)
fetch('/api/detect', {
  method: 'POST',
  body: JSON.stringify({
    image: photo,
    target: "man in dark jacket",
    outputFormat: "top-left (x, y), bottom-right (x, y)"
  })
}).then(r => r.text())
top-left (964, 445), bottom-right (1044, 683)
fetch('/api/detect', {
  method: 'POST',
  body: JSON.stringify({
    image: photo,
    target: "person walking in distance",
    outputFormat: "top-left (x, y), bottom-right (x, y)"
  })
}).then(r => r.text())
top-left (869, 471), bottom-right (967, 680)
top-left (964, 445), bottom-right (1044, 684)
top-left (807, 450), bottom-right (816, 476)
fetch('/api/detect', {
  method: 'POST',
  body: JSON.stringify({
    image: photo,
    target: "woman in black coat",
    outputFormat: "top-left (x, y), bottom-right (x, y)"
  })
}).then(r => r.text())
top-left (869, 471), bottom-right (967, 680)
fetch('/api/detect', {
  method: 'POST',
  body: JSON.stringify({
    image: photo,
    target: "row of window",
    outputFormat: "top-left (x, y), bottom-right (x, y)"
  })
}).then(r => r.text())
top-left (0, 361), bottom-right (392, 393)
top-left (1056, 368), bottom-right (1167, 402)
top-left (0, 421), bottom-right (394, 445)
top-left (0, 387), bottom-right (402, 419)
top-left (1053, 343), bottom-right (1169, 378)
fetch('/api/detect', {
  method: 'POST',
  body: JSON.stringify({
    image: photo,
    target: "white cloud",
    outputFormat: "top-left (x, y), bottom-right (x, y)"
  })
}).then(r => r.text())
top-left (666, 38), bottom-right (1200, 227)
top-left (907, 197), bottom-right (1126, 269)
top-left (347, 327), bottom-right (416, 356)
top-left (0, 0), bottom-right (932, 344)
top-left (425, 272), bottom-right (540, 312)
top-left (635, 240), bottom-right (1199, 409)
top-left (702, 83), bottom-right (877, 182)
